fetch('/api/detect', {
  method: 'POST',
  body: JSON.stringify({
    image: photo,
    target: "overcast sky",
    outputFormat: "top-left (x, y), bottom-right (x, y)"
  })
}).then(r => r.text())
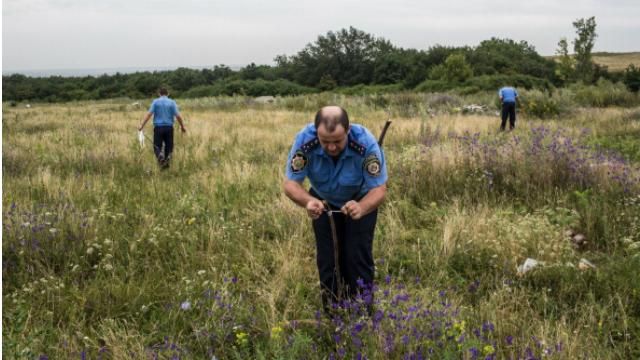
top-left (2, 0), bottom-right (640, 72)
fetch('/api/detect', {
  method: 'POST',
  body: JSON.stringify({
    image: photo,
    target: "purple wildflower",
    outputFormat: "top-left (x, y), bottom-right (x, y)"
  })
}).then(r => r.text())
top-left (505, 335), bottom-right (513, 345)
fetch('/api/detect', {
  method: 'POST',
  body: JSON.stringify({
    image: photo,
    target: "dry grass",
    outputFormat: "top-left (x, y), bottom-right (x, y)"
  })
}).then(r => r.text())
top-left (592, 52), bottom-right (640, 72)
top-left (3, 100), bottom-right (639, 359)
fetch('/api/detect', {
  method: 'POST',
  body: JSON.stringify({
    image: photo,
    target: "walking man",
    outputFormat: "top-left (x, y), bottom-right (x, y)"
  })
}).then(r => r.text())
top-left (139, 87), bottom-right (186, 169)
top-left (499, 85), bottom-right (518, 131)
top-left (283, 106), bottom-right (388, 312)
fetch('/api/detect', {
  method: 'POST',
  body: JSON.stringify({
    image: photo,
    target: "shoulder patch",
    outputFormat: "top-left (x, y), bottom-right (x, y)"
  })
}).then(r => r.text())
top-left (348, 139), bottom-right (366, 156)
top-left (363, 154), bottom-right (381, 177)
top-left (290, 150), bottom-right (308, 173)
top-left (300, 137), bottom-right (320, 154)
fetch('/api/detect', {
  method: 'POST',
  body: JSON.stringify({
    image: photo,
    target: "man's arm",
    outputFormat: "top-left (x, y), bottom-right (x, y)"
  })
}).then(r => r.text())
top-left (176, 114), bottom-right (186, 132)
top-left (139, 112), bottom-right (153, 131)
top-left (342, 184), bottom-right (386, 220)
top-left (283, 179), bottom-right (324, 219)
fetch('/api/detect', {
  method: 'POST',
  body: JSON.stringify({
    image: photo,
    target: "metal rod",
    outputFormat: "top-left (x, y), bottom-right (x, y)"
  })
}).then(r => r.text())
top-left (323, 200), bottom-right (343, 302)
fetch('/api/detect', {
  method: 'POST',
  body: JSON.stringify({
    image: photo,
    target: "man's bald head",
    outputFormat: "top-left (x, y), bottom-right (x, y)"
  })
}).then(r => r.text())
top-left (314, 106), bottom-right (349, 133)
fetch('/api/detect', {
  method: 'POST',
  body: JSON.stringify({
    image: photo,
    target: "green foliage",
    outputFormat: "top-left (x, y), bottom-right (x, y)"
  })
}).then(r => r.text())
top-left (517, 90), bottom-right (564, 118)
top-left (181, 79), bottom-right (316, 97)
top-left (2, 26), bottom-right (635, 105)
top-left (414, 79), bottom-right (454, 93)
top-left (555, 38), bottom-right (576, 84)
top-left (572, 79), bottom-right (638, 107)
top-left (276, 26), bottom-right (395, 88)
top-left (468, 38), bottom-right (556, 80)
top-left (464, 74), bottom-right (554, 92)
top-left (334, 83), bottom-right (403, 95)
top-left (623, 64), bottom-right (640, 92)
top-left (428, 53), bottom-right (473, 83)
top-left (573, 17), bottom-right (598, 83)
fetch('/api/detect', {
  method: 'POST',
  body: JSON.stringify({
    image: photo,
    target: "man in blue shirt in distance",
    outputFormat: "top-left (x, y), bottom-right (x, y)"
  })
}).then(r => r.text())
top-left (138, 87), bottom-right (186, 169)
top-left (499, 86), bottom-right (518, 131)
top-left (283, 105), bottom-right (387, 313)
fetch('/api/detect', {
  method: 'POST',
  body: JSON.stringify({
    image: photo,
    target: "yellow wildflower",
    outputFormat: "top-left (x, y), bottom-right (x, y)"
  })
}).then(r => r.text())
top-left (235, 331), bottom-right (249, 346)
top-left (271, 326), bottom-right (284, 340)
top-left (483, 344), bottom-right (495, 355)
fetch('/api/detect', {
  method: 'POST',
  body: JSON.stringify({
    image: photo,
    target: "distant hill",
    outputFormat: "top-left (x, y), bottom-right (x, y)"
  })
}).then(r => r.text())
top-left (547, 52), bottom-right (639, 72)
top-left (592, 52), bottom-right (640, 72)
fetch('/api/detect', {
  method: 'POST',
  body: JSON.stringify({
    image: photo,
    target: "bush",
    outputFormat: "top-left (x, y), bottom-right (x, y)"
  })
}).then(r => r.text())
top-left (517, 89), bottom-right (564, 118)
top-left (414, 79), bottom-right (455, 93)
top-left (463, 74), bottom-right (554, 92)
top-left (181, 79), bottom-right (316, 98)
top-left (623, 64), bottom-right (640, 92)
top-left (335, 83), bottom-right (403, 95)
top-left (571, 79), bottom-right (639, 107)
top-left (414, 75), bottom-right (553, 95)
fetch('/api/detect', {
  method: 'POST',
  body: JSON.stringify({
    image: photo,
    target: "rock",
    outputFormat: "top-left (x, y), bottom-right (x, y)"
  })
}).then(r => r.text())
top-left (571, 233), bottom-right (587, 249)
top-left (517, 258), bottom-right (543, 275)
top-left (578, 258), bottom-right (596, 270)
top-left (254, 96), bottom-right (275, 104)
top-left (462, 104), bottom-right (486, 113)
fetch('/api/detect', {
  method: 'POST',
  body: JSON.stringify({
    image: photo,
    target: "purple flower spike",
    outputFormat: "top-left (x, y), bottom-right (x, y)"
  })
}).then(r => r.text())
top-left (505, 335), bottom-right (513, 345)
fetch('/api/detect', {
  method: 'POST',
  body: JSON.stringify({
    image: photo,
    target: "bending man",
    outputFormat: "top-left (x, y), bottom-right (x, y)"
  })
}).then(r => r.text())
top-left (283, 105), bottom-right (388, 312)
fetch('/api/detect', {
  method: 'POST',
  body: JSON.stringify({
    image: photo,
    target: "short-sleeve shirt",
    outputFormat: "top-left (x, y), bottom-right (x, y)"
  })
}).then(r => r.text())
top-left (148, 96), bottom-right (180, 127)
top-left (285, 123), bottom-right (388, 208)
top-left (499, 87), bottom-right (518, 103)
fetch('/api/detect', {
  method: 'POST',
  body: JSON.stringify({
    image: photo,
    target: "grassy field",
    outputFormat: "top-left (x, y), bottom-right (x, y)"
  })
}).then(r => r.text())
top-left (592, 52), bottom-right (640, 72)
top-left (2, 95), bottom-right (640, 359)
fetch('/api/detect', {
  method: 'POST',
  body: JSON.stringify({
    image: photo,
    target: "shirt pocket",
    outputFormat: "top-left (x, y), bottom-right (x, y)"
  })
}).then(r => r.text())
top-left (309, 159), bottom-right (330, 184)
top-left (338, 172), bottom-right (362, 196)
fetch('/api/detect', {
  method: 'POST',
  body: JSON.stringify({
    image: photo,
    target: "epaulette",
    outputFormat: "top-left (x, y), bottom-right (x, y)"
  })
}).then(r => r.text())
top-left (348, 136), bottom-right (366, 156)
top-left (299, 137), bottom-right (320, 154)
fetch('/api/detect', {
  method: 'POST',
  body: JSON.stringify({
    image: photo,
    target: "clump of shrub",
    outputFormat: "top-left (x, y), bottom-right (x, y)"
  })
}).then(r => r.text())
top-left (518, 90), bottom-right (564, 118)
top-left (182, 79), bottom-right (317, 98)
top-left (336, 84), bottom-right (403, 96)
top-left (571, 79), bottom-right (638, 107)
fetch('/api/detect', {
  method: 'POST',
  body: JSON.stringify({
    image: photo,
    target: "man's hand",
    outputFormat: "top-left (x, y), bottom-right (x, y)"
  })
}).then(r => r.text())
top-left (306, 198), bottom-right (325, 219)
top-left (341, 200), bottom-right (364, 220)
top-left (180, 125), bottom-right (187, 133)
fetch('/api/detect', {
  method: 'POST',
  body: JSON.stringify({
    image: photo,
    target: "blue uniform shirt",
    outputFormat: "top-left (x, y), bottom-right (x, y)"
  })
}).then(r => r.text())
top-left (499, 87), bottom-right (518, 103)
top-left (149, 96), bottom-right (180, 127)
top-left (285, 123), bottom-right (388, 208)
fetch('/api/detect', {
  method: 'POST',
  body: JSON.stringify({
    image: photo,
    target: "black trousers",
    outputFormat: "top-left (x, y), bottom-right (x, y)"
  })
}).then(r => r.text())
top-left (501, 102), bottom-right (516, 130)
top-left (310, 189), bottom-right (377, 311)
top-left (153, 126), bottom-right (174, 161)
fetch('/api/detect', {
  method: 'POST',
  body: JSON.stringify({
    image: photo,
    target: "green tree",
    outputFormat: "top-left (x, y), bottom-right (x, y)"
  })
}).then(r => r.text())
top-left (429, 53), bottom-right (473, 83)
top-left (468, 38), bottom-right (554, 79)
top-left (276, 27), bottom-right (395, 87)
top-left (623, 64), bottom-right (640, 92)
top-left (572, 16), bottom-right (597, 83)
top-left (555, 37), bottom-right (575, 84)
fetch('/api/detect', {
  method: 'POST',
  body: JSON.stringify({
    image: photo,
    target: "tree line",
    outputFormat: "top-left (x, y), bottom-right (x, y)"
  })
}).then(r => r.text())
top-left (3, 18), bottom-right (640, 102)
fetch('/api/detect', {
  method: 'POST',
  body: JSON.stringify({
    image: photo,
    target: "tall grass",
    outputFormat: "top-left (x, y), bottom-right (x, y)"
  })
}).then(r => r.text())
top-left (3, 100), bottom-right (640, 359)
